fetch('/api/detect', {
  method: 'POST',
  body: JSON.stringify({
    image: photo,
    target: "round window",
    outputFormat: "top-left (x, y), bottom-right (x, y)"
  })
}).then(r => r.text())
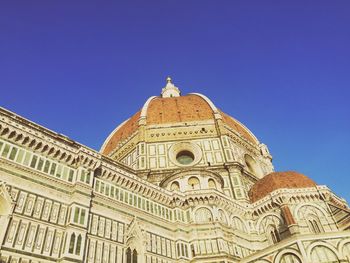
top-left (168, 142), bottom-right (202, 167)
top-left (176, 150), bottom-right (195, 165)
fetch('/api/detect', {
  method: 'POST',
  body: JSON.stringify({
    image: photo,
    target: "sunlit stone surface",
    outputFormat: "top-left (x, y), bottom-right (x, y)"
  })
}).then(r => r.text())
top-left (0, 78), bottom-right (349, 263)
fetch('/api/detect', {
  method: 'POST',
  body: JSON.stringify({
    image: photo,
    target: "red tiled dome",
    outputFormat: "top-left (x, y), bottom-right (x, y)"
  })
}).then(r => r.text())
top-left (101, 93), bottom-right (259, 155)
top-left (249, 171), bottom-right (317, 202)
top-left (146, 95), bottom-right (214, 124)
top-left (102, 110), bottom-right (141, 156)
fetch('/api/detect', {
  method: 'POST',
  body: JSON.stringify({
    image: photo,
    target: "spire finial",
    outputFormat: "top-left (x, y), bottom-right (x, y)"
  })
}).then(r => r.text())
top-left (161, 76), bottom-right (180, 98)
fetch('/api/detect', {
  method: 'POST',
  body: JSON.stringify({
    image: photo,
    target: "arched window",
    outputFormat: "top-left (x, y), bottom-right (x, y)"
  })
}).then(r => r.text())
top-left (132, 249), bottom-right (138, 263)
top-left (126, 248), bottom-right (132, 263)
top-left (208, 179), bottom-right (216, 189)
top-left (272, 228), bottom-right (280, 244)
top-left (308, 218), bottom-right (323, 233)
top-left (195, 207), bottom-right (213, 223)
top-left (69, 233), bottom-right (76, 254)
top-left (188, 177), bottom-right (200, 190)
top-left (75, 234), bottom-right (82, 255)
top-left (170, 181), bottom-right (180, 191)
top-left (267, 225), bottom-right (280, 244)
top-left (311, 245), bottom-right (338, 263)
top-left (126, 248), bottom-right (138, 263)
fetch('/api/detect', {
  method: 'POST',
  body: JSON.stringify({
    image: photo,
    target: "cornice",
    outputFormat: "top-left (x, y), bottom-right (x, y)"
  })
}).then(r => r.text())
top-left (1, 106), bottom-right (345, 227)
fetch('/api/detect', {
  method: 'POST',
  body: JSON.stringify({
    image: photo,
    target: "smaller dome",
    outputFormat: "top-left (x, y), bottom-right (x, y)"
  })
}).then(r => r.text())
top-left (249, 171), bottom-right (316, 202)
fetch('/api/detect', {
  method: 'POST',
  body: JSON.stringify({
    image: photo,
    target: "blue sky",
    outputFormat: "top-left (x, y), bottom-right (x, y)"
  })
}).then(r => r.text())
top-left (1, 1), bottom-right (349, 201)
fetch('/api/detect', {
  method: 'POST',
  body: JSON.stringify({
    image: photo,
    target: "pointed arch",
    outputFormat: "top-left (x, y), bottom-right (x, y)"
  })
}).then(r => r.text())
top-left (257, 213), bottom-right (284, 235)
top-left (295, 204), bottom-right (329, 232)
top-left (132, 249), bottom-right (138, 263)
top-left (75, 234), bottom-right (82, 255)
top-left (306, 215), bottom-right (323, 234)
top-left (69, 233), bottom-right (76, 254)
top-left (125, 217), bottom-right (145, 262)
top-left (126, 247), bottom-right (132, 263)
top-left (266, 224), bottom-right (280, 244)
top-left (294, 203), bottom-right (329, 220)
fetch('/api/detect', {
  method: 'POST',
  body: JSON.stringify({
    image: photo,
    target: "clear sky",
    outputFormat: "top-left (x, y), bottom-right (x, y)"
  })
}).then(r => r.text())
top-left (1, 1), bottom-right (349, 201)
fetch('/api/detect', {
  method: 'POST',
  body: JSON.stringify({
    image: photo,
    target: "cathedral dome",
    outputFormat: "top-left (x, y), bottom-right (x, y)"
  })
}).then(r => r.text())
top-left (248, 171), bottom-right (317, 202)
top-left (101, 78), bottom-right (259, 156)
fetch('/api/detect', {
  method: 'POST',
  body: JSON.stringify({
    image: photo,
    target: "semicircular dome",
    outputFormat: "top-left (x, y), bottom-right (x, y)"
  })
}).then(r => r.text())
top-left (248, 171), bottom-right (317, 202)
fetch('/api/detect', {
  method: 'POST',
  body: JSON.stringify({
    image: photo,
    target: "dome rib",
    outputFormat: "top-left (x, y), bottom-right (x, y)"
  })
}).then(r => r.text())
top-left (219, 110), bottom-right (259, 144)
top-left (189, 93), bottom-right (220, 115)
top-left (140, 96), bottom-right (157, 120)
